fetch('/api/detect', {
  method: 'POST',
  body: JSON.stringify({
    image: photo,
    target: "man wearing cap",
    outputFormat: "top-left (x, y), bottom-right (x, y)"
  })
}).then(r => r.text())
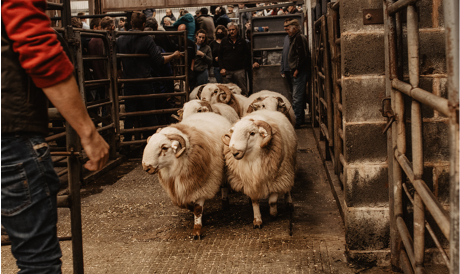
top-left (285, 19), bottom-right (310, 128)
top-left (227, 5), bottom-right (236, 18)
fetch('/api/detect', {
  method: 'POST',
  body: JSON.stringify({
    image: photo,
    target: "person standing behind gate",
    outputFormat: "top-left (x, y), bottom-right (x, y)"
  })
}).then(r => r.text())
top-left (280, 18), bottom-right (293, 101)
top-left (195, 8), bottom-right (215, 44)
top-left (1, 1), bottom-right (109, 273)
top-left (285, 19), bottom-right (310, 128)
top-left (173, 10), bottom-right (195, 41)
top-left (117, 12), bottom-right (180, 144)
top-left (192, 29), bottom-right (212, 88)
top-left (218, 22), bottom-right (250, 95)
top-left (210, 26), bottom-right (227, 84)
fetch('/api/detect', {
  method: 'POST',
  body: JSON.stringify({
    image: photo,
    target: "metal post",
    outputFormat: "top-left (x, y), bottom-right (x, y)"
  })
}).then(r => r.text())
top-left (384, 0), bottom-right (402, 270)
top-left (322, 15), bottom-right (333, 161)
top-left (407, 5), bottom-right (425, 273)
top-left (111, 32), bottom-right (121, 149)
top-left (66, 124), bottom-right (84, 274)
top-left (105, 30), bottom-right (118, 158)
top-left (183, 31), bottom-right (189, 102)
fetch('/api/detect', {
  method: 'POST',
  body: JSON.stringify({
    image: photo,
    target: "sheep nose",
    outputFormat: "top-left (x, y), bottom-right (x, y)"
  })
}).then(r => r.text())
top-left (230, 147), bottom-right (244, 160)
top-left (142, 163), bottom-right (157, 174)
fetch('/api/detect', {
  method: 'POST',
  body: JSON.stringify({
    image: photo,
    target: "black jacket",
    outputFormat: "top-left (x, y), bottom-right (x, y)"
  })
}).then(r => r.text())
top-left (193, 44), bottom-right (212, 72)
top-left (218, 35), bottom-right (250, 71)
top-left (210, 40), bottom-right (221, 67)
top-left (288, 31), bottom-right (310, 73)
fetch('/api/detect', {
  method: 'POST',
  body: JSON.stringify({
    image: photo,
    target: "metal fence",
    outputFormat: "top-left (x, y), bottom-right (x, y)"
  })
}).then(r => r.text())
top-left (383, 0), bottom-right (458, 273)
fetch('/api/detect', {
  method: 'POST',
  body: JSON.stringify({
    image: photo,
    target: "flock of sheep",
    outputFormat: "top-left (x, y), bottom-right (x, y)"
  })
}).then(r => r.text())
top-left (142, 83), bottom-right (298, 239)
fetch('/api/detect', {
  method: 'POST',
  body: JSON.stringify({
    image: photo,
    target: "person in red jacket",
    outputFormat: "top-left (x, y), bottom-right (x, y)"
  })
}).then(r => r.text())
top-left (1, 1), bottom-right (109, 273)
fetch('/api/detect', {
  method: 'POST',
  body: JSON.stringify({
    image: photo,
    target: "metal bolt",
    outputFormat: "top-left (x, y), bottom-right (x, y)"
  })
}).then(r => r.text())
top-left (365, 13), bottom-right (372, 20)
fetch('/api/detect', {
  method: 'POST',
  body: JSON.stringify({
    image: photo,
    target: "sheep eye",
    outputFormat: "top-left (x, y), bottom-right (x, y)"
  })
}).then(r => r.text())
top-left (262, 105), bottom-right (265, 108)
top-left (250, 132), bottom-right (256, 136)
top-left (162, 147), bottom-right (168, 150)
top-left (197, 109), bottom-right (201, 112)
top-left (214, 90), bottom-right (218, 94)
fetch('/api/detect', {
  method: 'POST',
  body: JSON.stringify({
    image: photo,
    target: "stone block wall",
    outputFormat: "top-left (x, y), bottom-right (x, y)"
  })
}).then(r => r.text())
top-left (308, 0), bottom-right (449, 266)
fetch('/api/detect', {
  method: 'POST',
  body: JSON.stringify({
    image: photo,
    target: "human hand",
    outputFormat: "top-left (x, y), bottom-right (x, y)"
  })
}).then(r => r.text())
top-left (215, 56), bottom-right (218, 61)
top-left (81, 130), bottom-right (109, 171)
top-left (197, 50), bottom-right (205, 57)
top-left (173, 50), bottom-right (181, 59)
top-left (293, 70), bottom-right (299, 78)
top-left (281, 73), bottom-right (285, 78)
top-left (220, 68), bottom-right (226, 76)
top-left (253, 62), bottom-right (260, 68)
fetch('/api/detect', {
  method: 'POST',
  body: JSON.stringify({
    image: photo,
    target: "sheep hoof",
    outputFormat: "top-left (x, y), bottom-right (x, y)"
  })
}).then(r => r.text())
top-left (253, 219), bottom-right (263, 229)
top-left (192, 225), bottom-right (202, 240)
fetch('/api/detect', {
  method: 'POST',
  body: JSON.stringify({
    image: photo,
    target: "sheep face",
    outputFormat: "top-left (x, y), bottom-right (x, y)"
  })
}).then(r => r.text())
top-left (142, 132), bottom-right (187, 174)
top-left (223, 119), bottom-right (272, 160)
top-left (182, 100), bottom-right (213, 120)
top-left (200, 84), bottom-right (220, 103)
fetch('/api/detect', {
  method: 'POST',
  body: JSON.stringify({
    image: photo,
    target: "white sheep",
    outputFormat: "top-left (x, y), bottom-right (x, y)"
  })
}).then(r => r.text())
top-left (190, 83), bottom-right (242, 100)
top-left (244, 90), bottom-right (296, 126)
top-left (174, 99), bottom-right (239, 125)
top-left (200, 84), bottom-right (249, 117)
top-left (142, 113), bottom-right (231, 239)
top-left (222, 110), bottom-right (297, 228)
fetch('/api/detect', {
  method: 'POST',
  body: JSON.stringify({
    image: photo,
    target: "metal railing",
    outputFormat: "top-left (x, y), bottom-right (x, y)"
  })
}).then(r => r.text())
top-left (312, 13), bottom-right (334, 162)
top-left (326, 1), bottom-right (344, 185)
top-left (111, 30), bottom-right (189, 147)
top-left (384, 0), bottom-right (458, 273)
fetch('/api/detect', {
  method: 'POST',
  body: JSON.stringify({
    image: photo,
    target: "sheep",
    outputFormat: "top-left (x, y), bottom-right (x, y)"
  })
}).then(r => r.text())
top-left (222, 110), bottom-right (297, 229)
top-left (200, 84), bottom-right (250, 117)
top-left (142, 112), bottom-right (231, 239)
top-left (173, 99), bottom-right (239, 125)
top-left (245, 90), bottom-right (296, 126)
top-left (190, 83), bottom-right (242, 100)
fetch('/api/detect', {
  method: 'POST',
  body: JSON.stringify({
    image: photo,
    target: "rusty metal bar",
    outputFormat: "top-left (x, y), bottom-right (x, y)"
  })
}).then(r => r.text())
top-left (46, 2), bottom-right (63, 10)
top-left (48, 108), bottom-right (63, 120)
top-left (82, 56), bottom-right (108, 61)
top-left (331, 0), bottom-right (340, 10)
top-left (114, 30), bottom-right (186, 37)
top-left (119, 92), bottom-right (186, 100)
top-left (86, 100), bottom-right (113, 109)
top-left (397, 216), bottom-right (416, 269)
top-left (395, 150), bottom-right (450, 240)
top-left (318, 71), bottom-right (326, 79)
top-left (337, 102), bottom-right (343, 112)
top-left (120, 125), bottom-right (163, 134)
top-left (80, 32), bottom-right (106, 39)
top-left (387, 0), bottom-right (418, 15)
top-left (45, 131), bottom-right (66, 142)
top-left (96, 123), bottom-right (115, 132)
top-left (400, 250), bottom-right (415, 274)
top-left (320, 123), bottom-right (331, 144)
top-left (118, 75), bottom-right (186, 83)
top-left (84, 79), bottom-right (110, 87)
top-left (320, 98), bottom-right (328, 107)
top-left (403, 183), bottom-right (451, 269)
top-left (338, 128), bottom-right (344, 140)
top-left (116, 52), bottom-right (185, 58)
top-left (391, 79), bottom-right (450, 117)
top-left (119, 108), bottom-right (181, 118)
top-left (57, 195), bottom-right (70, 208)
top-left (120, 139), bottom-right (148, 146)
top-left (51, 151), bottom-right (81, 157)
top-left (53, 156), bottom-right (67, 164)
top-left (335, 38), bottom-right (341, 45)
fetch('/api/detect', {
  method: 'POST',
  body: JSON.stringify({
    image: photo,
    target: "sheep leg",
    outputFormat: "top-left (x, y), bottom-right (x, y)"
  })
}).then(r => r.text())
top-left (193, 198), bottom-right (205, 240)
top-left (252, 199), bottom-right (263, 229)
top-left (285, 192), bottom-right (294, 211)
top-left (269, 193), bottom-right (279, 217)
top-left (221, 182), bottom-right (230, 211)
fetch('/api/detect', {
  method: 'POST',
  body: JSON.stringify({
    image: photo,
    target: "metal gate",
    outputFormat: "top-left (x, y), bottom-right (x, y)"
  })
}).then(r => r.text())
top-left (383, 0), bottom-right (459, 273)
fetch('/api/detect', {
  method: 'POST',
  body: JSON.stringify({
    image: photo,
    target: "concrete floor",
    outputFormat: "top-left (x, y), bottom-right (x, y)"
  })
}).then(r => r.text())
top-left (1, 126), bottom-right (394, 273)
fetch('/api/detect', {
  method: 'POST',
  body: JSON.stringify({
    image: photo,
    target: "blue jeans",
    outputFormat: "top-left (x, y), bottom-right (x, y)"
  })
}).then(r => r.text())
top-left (213, 67), bottom-right (224, 83)
top-left (291, 69), bottom-right (308, 126)
top-left (2, 134), bottom-right (62, 274)
top-left (194, 69), bottom-right (209, 86)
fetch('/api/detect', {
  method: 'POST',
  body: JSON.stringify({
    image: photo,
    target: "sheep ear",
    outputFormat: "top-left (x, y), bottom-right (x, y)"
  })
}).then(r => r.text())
top-left (147, 136), bottom-right (152, 143)
top-left (247, 104), bottom-right (255, 114)
top-left (156, 128), bottom-right (162, 133)
top-left (171, 140), bottom-right (186, 158)
top-left (221, 134), bottom-right (231, 146)
top-left (254, 120), bottom-right (272, 148)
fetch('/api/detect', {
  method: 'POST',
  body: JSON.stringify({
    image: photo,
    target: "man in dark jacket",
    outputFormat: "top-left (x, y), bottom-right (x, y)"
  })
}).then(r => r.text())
top-left (161, 9), bottom-right (177, 26)
top-left (286, 19), bottom-right (311, 128)
top-left (215, 7), bottom-right (231, 27)
top-left (218, 22), bottom-right (250, 95)
top-left (117, 12), bottom-right (180, 142)
top-left (195, 8), bottom-right (215, 43)
top-left (2, 1), bottom-right (109, 272)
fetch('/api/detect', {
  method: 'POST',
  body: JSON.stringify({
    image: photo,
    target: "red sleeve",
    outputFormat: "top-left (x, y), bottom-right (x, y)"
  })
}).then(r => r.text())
top-left (2, 0), bottom-right (74, 88)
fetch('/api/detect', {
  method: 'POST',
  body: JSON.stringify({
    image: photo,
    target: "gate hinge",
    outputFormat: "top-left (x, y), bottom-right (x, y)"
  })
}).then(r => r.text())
top-left (380, 97), bottom-right (395, 134)
top-left (67, 38), bottom-right (80, 47)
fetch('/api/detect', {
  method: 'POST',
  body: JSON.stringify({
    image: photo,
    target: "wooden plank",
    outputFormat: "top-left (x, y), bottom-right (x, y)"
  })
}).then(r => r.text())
top-left (102, 0), bottom-right (265, 11)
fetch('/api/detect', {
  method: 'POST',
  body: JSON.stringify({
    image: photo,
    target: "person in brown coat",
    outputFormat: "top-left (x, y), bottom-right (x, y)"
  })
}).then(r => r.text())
top-left (195, 7), bottom-right (215, 43)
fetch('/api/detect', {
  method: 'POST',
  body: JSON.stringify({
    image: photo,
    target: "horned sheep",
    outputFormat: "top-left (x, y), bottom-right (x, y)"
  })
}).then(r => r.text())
top-left (142, 113), bottom-right (231, 239)
top-left (200, 84), bottom-right (250, 117)
top-left (245, 90), bottom-right (296, 126)
top-left (175, 99), bottom-right (239, 125)
top-left (190, 83), bottom-right (242, 100)
top-left (222, 110), bottom-right (297, 228)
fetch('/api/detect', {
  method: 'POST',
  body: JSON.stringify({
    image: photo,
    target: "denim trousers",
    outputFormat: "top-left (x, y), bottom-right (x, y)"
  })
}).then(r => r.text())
top-left (213, 67), bottom-right (224, 83)
top-left (223, 69), bottom-right (248, 96)
top-left (291, 69), bottom-right (308, 126)
top-left (194, 69), bottom-right (209, 86)
top-left (2, 134), bottom-right (62, 274)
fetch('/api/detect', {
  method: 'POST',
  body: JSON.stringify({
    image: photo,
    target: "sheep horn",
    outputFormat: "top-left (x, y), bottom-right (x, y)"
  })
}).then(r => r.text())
top-left (216, 84), bottom-right (233, 104)
top-left (156, 128), bottom-right (163, 133)
top-left (147, 136), bottom-right (152, 143)
top-left (171, 114), bottom-right (181, 121)
top-left (254, 120), bottom-right (272, 148)
top-left (166, 134), bottom-right (186, 158)
top-left (197, 85), bottom-right (206, 99)
top-left (221, 133), bottom-right (232, 146)
top-left (199, 101), bottom-right (213, 112)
